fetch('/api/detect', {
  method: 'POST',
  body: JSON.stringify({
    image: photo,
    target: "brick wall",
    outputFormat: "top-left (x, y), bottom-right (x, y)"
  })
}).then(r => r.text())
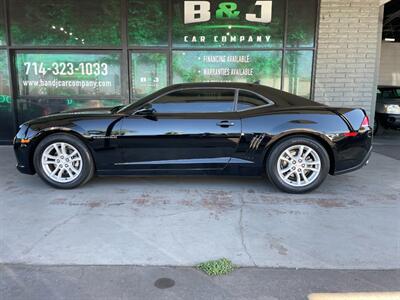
top-left (314, 0), bottom-right (381, 116)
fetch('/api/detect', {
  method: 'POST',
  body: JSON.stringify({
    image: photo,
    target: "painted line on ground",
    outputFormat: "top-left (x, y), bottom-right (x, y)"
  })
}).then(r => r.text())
top-left (308, 292), bottom-right (400, 300)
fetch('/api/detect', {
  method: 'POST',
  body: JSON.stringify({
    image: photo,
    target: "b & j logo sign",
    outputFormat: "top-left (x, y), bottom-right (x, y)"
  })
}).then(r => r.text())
top-left (180, 1), bottom-right (274, 45)
top-left (184, 1), bottom-right (273, 24)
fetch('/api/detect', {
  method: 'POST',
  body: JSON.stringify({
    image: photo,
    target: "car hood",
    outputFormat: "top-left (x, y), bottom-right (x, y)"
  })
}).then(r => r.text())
top-left (25, 106), bottom-right (118, 126)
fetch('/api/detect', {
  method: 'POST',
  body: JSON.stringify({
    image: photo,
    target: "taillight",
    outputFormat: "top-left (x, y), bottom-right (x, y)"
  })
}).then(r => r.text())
top-left (344, 115), bottom-right (369, 137)
top-left (361, 115), bottom-right (369, 128)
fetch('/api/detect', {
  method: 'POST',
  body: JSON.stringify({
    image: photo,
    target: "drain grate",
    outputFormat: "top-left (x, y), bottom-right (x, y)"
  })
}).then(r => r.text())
top-left (154, 278), bottom-right (175, 289)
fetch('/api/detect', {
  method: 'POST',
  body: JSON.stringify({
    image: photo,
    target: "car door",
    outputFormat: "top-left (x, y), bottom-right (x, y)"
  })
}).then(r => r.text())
top-left (117, 88), bottom-right (242, 170)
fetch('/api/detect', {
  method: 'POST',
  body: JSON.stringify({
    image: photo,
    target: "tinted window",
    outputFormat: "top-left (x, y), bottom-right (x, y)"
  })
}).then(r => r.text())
top-left (9, 0), bottom-right (121, 46)
top-left (131, 52), bottom-right (168, 100)
top-left (0, 2), bottom-right (6, 45)
top-left (283, 51), bottom-right (313, 99)
top-left (128, 0), bottom-right (168, 46)
top-left (0, 50), bottom-right (13, 141)
top-left (238, 90), bottom-right (271, 110)
top-left (172, 51), bottom-right (282, 89)
top-left (380, 88), bottom-right (400, 99)
top-left (148, 89), bottom-right (235, 113)
top-left (287, 0), bottom-right (317, 47)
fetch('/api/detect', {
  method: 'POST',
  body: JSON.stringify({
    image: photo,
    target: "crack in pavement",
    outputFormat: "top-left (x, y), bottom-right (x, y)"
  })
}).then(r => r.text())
top-left (21, 211), bottom-right (83, 257)
top-left (239, 195), bottom-right (257, 267)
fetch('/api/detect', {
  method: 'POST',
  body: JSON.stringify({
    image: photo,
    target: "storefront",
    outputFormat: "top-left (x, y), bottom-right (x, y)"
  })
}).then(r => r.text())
top-left (1, 0), bottom-right (383, 144)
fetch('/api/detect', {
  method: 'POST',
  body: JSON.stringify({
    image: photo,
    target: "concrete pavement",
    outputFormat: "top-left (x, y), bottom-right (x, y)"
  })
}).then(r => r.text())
top-left (0, 135), bottom-right (399, 268)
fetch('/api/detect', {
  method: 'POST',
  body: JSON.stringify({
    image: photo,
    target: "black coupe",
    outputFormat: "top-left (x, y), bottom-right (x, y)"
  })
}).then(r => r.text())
top-left (14, 83), bottom-right (372, 193)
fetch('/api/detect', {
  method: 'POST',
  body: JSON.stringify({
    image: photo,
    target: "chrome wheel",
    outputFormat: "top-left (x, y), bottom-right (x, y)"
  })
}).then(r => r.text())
top-left (41, 142), bottom-right (83, 183)
top-left (277, 145), bottom-right (321, 187)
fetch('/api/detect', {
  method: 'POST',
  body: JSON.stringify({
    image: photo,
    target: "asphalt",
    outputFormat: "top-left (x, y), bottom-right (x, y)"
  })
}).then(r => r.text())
top-left (1, 265), bottom-right (399, 300)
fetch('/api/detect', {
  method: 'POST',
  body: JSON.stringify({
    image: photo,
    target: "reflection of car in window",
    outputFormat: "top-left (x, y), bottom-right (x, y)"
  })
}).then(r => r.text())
top-left (374, 85), bottom-right (400, 135)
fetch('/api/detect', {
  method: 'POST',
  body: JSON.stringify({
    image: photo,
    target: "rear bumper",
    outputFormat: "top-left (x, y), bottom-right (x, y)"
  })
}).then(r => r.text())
top-left (333, 146), bottom-right (372, 175)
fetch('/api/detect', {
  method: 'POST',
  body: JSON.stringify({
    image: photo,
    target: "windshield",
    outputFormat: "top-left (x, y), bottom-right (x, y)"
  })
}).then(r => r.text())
top-left (379, 88), bottom-right (400, 99)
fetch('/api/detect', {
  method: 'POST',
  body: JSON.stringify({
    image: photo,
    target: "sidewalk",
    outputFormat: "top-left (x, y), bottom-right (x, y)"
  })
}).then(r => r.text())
top-left (1, 137), bottom-right (400, 268)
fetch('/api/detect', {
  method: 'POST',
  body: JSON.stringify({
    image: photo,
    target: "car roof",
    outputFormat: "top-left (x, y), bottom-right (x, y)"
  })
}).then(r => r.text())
top-left (119, 82), bottom-right (321, 113)
top-left (161, 82), bottom-right (320, 107)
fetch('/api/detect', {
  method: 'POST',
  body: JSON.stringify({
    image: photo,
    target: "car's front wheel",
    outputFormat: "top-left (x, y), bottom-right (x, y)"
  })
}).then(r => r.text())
top-left (266, 136), bottom-right (330, 193)
top-left (33, 133), bottom-right (94, 189)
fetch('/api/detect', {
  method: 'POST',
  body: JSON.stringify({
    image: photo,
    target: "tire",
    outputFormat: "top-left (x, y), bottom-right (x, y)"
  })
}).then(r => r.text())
top-left (33, 133), bottom-right (94, 189)
top-left (266, 136), bottom-right (330, 194)
top-left (374, 119), bottom-right (384, 136)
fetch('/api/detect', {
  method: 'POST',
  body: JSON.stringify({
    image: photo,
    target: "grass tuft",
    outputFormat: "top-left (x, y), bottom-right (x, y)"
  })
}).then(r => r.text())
top-left (197, 258), bottom-right (235, 276)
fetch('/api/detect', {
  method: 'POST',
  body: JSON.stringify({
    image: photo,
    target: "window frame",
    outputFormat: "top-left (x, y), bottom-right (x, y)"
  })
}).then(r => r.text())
top-left (133, 87), bottom-right (238, 115)
top-left (236, 89), bottom-right (275, 112)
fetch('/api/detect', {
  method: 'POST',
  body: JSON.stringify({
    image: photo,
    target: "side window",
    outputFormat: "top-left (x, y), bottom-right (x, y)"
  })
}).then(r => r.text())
top-left (237, 90), bottom-right (272, 111)
top-left (149, 89), bottom-right (235, 113)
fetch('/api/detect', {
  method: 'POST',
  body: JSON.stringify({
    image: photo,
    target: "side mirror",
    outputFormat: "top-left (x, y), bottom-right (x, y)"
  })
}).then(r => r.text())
top-left (134, 107), bottom-right (155, 116)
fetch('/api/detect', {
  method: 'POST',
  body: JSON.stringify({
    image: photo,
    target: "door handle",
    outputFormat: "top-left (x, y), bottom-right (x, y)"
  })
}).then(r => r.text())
top-left (217, 120), bottom-right (235, 127)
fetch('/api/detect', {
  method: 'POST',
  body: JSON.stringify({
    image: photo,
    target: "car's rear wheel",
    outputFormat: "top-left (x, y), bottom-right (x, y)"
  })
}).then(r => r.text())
top-left (266, 136), bottom-right (330, 193)
top-left (374, 118), bottom-right (384, 135)
top-left (33, 133), bottom-right (94, 189)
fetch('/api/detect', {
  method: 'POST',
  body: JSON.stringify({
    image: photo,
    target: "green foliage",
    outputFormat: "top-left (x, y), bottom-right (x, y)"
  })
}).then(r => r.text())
top-left (10, 0), bottom-right (121, 46)
top-left (128, 0), bottom-right (168, 46)
top-left (197, 258), bottom-right (235, 276)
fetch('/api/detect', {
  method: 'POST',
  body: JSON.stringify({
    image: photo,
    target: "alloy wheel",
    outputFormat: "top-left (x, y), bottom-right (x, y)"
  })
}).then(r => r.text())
top-left (41, 142), bottom-right (83, 183)
top-left (276, 144), bottom-right (321, 187)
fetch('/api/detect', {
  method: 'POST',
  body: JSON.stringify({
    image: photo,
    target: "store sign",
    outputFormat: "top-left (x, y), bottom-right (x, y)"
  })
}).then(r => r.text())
top-left (184, 1), bottom-right (272, 24)
top-left (173, 0), bottom-right (284, 48)
top-left (172, 50), bottom-right (282, 89)
top-left (15, 53), bottom-right (122, 97)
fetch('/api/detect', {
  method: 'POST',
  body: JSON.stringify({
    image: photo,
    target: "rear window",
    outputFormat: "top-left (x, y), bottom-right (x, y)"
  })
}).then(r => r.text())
top-left (237, 90), bottom-right (272, 111)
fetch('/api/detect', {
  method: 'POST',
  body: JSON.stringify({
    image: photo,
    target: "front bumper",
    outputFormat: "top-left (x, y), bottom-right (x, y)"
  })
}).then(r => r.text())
top-left (376, 113), bottom-right (400, 129)
top-left (14, 142), bottom-right (36, 175)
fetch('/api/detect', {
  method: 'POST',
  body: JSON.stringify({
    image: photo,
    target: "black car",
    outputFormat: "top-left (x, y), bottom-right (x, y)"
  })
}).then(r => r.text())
top-left (14, 83), bottom-right (372, 193)
top-left (374, 85), bottom-right (400, 134)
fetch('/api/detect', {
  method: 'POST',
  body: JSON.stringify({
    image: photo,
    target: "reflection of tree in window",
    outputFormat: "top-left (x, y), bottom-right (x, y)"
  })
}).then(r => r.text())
top-left (131, 53), bottom-right (168, 100)
top-left (10, 0), bottom-right (120, 46)
top-left (287, 0), bottom-right (317, 47)
top-left (128, 0), bottom-right (168, 46)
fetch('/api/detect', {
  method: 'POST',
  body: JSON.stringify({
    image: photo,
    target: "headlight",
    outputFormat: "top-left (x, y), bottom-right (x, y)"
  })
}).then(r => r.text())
top-left (383, 104), bottom-right (400, 114)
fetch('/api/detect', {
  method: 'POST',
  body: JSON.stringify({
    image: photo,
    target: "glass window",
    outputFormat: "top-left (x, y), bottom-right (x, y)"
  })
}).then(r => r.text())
top-left (283, 51), bottom-right (313, 98)
top-left (9, 0), bottom-right (121, 46)
top-left (17, 98), bottom-right (125, 124)
top-left (172, 0), bottom-right (285, 48)
top-left (15, 52), bottom-right (122, 97)
top-left (238, 90), bottom-right (271, 110)
top-left (146, 89), bottom-right (235, 113)
top-left (381, 88), bottom-right (400, 99)
top-left (173, 51), bottom-right (282, 89)
top-left (0, 50), bottom-right (13, 141)
top-left (287, 0), bottom-right (317, 47)
top-left (131, 52), bottom-right (168, 100)
top-left (0, 1), bottom-right (6, 45)
top-left (128, 0), bottom-right (168, 46)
